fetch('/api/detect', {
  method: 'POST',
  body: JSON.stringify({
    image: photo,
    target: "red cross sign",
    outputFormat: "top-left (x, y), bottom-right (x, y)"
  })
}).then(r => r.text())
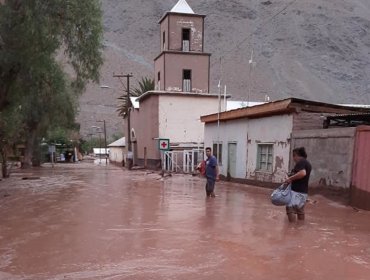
top-left (159, 139), bottom-right (170, 151)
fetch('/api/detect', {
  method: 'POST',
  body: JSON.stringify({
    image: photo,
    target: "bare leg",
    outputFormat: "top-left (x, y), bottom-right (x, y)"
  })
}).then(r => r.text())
top-left (297, 206), bottom-right (305, 221)
top-left (286, 206), bottom-right (296, 223)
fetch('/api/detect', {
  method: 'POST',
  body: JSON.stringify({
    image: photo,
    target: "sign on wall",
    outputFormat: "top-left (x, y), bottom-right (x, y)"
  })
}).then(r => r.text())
top-left (158, 139), bottom-right (170, 151)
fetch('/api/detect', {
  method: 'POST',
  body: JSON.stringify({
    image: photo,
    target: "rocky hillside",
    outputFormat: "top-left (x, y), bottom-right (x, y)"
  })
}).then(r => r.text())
top-left (77, 0), bottom-right (370, 138)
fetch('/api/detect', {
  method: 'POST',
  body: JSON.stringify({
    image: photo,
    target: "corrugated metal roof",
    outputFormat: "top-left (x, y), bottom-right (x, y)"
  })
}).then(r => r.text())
top-left (201, 98), bottom-right (370, 123)
top-left (327, 112), bottom-right (370, 118)
top-left (227, 101), bottom-right (265, 111)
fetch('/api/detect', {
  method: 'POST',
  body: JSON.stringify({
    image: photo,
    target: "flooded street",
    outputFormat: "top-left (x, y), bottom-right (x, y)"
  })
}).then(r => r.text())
top-left (0, 163), bottom-right (370, 280)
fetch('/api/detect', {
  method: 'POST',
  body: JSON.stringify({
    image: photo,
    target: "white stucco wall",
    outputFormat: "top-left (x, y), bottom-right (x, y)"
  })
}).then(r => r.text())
top-left (109, 147), bottom-right (125, 164)
top-left (246, 115), bottom-right (293, 183)
top-left (158, 95), bottom-right (222, 143)
top-left (204, 119), bottom-right (248, 179)
top-left (204, 114), bottom-right (293, 183)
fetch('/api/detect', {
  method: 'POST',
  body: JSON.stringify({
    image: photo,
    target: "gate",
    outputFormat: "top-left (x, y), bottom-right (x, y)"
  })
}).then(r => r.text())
top-left (163, 149), bottom-right (204, 173)
top-left (351, 126), bottom-right (370, 210)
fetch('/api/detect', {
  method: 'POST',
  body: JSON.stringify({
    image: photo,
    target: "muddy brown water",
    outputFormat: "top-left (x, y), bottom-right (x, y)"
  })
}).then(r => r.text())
top-left (0, 163), bottom-right (369, 279)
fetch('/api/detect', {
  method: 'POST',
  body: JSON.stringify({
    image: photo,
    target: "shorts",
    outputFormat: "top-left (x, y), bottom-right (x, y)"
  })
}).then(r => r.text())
top-left (286, 190), bottom-right (308, 215)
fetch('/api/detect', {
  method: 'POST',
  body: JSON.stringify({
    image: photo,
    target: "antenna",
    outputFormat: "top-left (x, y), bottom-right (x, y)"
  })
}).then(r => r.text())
top-left (249, 49), bottom-right (254, 65)
top-left (247, 49), bottom-right (256, 107)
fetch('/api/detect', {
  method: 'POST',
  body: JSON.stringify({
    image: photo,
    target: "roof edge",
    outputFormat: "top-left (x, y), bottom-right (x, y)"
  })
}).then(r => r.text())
top-left (154, 50), bottom-right (211, 61)
top-left (201, 98), bottom-right (370, 123)
top-left (136, 91), bottom-right (231, 102)
top-left (159, 12), bottom-right (206, 24)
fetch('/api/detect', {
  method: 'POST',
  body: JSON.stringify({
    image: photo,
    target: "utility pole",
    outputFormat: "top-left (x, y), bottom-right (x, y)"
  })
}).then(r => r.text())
top-left (97, 120), bottom-right (107, 164)
top-left (113, 73), bottom-right (134, 169)
top-left (99, 130), bottom-right (102, 164)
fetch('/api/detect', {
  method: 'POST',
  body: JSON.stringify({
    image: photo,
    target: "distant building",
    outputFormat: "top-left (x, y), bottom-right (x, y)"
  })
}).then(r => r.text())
top-left (108, 137), bottom-right (126, 165)
top-left (93, 148), bottom-right (109, 157)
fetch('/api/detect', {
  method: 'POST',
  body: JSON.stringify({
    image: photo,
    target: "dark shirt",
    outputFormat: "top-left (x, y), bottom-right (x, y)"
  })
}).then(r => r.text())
top-left (206, 155), bottom-right (218, 180)
top-left (291, 158), bottom-right (312, 194)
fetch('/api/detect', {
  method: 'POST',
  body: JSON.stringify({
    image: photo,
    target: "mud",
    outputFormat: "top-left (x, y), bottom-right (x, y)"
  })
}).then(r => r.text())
top-left (0, 163), bottom-right (370, 279)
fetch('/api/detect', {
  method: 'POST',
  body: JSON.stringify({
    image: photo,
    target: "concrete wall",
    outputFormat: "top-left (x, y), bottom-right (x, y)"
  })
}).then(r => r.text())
top-left (130, 96), bottom-right (160, 161)
top-left (204, 114), bottom-right (293, 183)
top-left (291, 127), bottom-right (356, 189)
top-left (158, 95), bottom-right (220, 143)
top-left (168, 14), bottom-right (204, 52)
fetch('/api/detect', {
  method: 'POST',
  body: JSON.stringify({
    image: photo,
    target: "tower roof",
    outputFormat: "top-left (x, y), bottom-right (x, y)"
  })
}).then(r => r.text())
top-left (170, 0), bottom-right (195, 14)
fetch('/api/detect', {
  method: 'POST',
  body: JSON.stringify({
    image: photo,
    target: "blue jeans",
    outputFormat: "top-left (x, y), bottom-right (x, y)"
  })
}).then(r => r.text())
top-left (206, 178), bottom-right (216, 196)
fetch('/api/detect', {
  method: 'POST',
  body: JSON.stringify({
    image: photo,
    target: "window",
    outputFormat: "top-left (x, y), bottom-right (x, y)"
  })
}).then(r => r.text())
top-left (163, 31), bottom-right (166, 50)
top-left (157, 71), bottom-right (161, 90)
top-left (212, 142), bottom-right (223, 165)
top-left (182, 69), bottom-right (192, 92)
top-left (257, 144), bottom-right (273, 172)
top-left (182, 28), bottom-right (190, 51)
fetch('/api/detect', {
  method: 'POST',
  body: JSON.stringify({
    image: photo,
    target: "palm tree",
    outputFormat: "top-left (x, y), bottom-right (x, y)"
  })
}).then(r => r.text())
top-left (117, 77), bottom-right (154, 119)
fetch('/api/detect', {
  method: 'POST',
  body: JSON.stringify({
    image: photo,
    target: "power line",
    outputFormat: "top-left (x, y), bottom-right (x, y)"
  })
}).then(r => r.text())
top-left (211, 0), bottom-right (298, 69)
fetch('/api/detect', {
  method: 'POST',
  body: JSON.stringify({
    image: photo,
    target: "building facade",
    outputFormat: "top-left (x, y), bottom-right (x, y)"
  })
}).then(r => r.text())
top-left (131, 92), bottom-right (222, 168)
top-left (201, 98), bottom-right (370, 188)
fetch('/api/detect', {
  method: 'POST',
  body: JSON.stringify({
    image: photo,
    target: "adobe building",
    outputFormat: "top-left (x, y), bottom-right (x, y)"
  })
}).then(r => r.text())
top-left (129, 0), bottom-right (225, 169)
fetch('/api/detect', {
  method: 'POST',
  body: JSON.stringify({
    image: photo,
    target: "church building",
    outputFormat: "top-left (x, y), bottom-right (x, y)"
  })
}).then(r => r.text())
top-left (129, 0), bottom-right (224, 169)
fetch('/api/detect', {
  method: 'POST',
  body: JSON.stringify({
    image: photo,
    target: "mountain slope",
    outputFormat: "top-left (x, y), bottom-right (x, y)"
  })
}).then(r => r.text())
top-left (77, 0), bottom-right (370, 138)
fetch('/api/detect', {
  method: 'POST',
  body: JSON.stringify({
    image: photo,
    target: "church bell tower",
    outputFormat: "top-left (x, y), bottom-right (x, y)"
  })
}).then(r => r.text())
top-left (154, 0), bottom-right (211, 93)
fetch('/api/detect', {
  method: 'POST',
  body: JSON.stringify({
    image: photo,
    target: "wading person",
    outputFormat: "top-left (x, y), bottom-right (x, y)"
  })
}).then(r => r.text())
top-left (205, 147), bottom-right (219, 197)
top-left (285, 147), bottom-right (312, 222)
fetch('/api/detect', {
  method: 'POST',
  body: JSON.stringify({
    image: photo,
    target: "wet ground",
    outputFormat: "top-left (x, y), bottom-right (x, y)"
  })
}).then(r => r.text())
top-left (0, 162), bottom-right (370, 280)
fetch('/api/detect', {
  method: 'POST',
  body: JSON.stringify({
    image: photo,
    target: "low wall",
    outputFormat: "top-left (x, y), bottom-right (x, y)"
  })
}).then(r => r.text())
top-left (292, 128), bottom-right (356, 189)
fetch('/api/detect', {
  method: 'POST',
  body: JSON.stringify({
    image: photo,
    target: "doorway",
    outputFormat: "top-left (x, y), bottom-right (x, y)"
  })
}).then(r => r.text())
top-left (228, 143), bottom-right (237, 178)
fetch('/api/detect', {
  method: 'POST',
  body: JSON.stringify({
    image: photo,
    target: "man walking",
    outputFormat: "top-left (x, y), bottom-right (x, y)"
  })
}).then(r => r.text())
top-left (205, 147), bottom-right (219, 197)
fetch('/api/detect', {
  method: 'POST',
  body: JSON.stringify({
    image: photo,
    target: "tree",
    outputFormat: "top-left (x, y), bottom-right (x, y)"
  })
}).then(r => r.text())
top-left (0, 105), bottom-right (23, 178)
top-left (0, 0), bottom-right (104, 168)
top-left (117, 77), bottom-right (154, 119)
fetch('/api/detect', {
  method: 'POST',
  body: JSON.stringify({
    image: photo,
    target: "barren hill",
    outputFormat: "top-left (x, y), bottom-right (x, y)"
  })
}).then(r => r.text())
top-left (77, 0), bottom-right (370, 138)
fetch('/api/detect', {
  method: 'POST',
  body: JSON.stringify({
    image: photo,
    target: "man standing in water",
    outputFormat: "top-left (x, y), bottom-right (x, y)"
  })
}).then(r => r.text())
top-left (285, 147), bottom-right (312, 222)
top-left (205, 147), bottom-right (219, 197)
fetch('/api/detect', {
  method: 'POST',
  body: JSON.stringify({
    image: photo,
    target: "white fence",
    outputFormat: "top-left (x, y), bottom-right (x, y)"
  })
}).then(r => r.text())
top-left (163, 149), bottom-right (204, 173)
